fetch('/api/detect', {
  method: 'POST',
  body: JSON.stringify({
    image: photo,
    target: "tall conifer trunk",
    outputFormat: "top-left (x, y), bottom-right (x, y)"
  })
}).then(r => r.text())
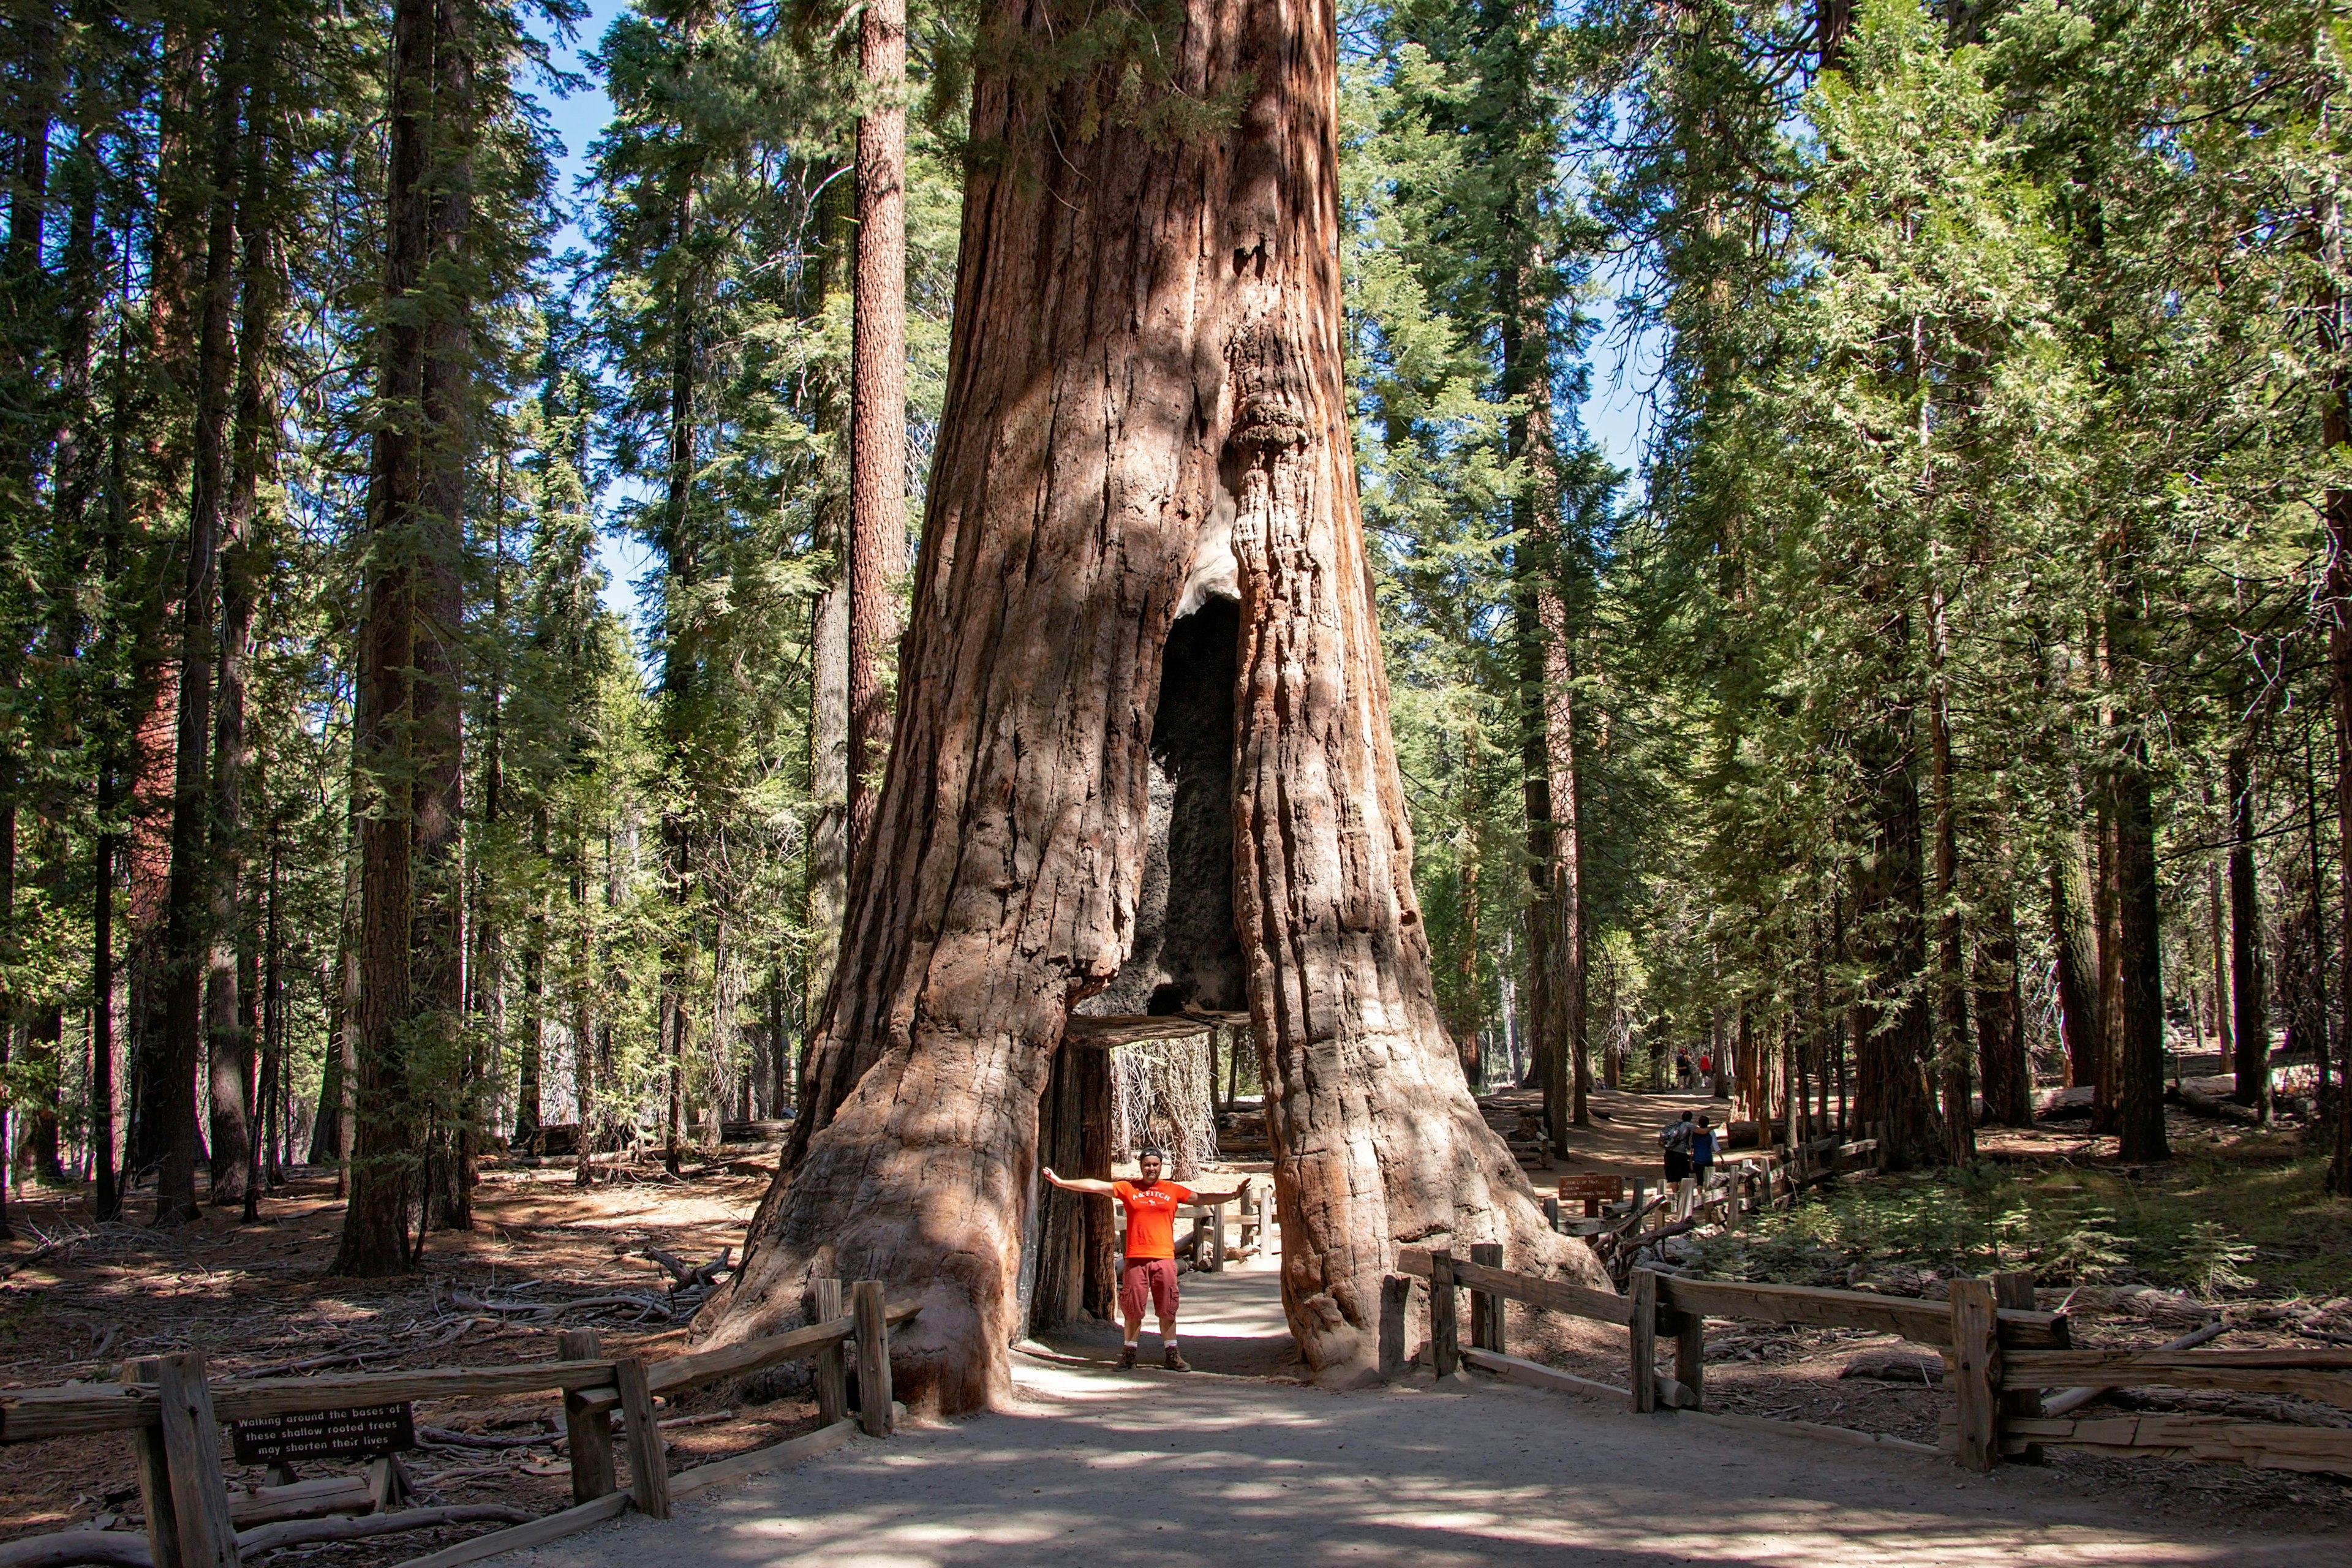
top-left (336, 0), bottom-right (474, 1273)
top-left (803, 181), bottom-right (851, 1051)
top-left (2228, 736), bottom-right (2269, 1113)
top-left (1974, 897), bottom-right (2030, 1126)
top-left (1850, 622), bottom-right (1937, 1167)
top-left (714, 0), bottom-right (1600, 1409)
top-left (205, 50), bottom-right (280, 1212)
top-left (1928, 582), bottom-right (1970, 1163)
top-left (157, 40), bottom-right (244, 1224)
top-left (2324, 189), bottom-right (2352, 1193)
top-left (846, 0), bottom-right (908, 875)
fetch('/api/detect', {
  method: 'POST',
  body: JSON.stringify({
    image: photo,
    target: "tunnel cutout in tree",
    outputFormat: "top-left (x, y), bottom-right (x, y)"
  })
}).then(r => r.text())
top-left (704, 0), bottom-right (1602, 1411)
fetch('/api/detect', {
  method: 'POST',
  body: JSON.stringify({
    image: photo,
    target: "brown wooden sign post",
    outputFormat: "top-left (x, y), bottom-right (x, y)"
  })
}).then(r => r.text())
top-left (155, 1352), bottom-right (241, 1568)
top-left (1558, 1173), bottom-right (1624, 1219)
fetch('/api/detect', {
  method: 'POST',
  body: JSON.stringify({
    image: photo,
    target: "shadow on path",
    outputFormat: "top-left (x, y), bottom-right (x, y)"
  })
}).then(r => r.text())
top-left (503, 1270), bottom-right (2325, 1568)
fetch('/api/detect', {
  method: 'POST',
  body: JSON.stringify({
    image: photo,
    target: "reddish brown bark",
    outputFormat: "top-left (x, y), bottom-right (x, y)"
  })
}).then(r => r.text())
top-left (845, 0), bottom-right (908, 876)
top-left (715, 0), bottom-right (1601, 1410)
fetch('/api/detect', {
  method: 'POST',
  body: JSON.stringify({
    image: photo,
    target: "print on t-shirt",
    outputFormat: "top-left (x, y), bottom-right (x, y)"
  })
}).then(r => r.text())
top-left (1112, 1180), bottom-right (1195, 1261)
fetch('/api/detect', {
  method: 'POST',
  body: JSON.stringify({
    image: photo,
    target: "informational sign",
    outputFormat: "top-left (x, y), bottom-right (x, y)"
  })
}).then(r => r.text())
top-left (230, 1403), bottom-right (415, 1464)
top-left (1557, 1172), bottom-right (1625, 1216)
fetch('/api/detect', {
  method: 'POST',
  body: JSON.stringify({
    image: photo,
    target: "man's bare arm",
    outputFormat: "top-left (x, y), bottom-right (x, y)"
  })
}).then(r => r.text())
top-left (1191, 1184), bottom-right (1250, 1205)
top-left (1042, 1167), bottom-right (1118, 1196)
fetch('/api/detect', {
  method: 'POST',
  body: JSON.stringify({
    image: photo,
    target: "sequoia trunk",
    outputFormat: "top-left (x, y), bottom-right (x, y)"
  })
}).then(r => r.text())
top-left (712, 0), bottom-right (1599, 1409)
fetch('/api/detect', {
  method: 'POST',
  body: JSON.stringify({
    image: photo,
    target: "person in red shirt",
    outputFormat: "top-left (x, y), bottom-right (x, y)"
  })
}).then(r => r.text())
top-left (1044, 1149), bottom-right (1247, 1370)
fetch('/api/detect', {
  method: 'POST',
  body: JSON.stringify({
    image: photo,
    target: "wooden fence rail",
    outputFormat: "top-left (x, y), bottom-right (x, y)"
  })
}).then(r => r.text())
top-left (1391, 1249), bottom-right (2352, 1481)
top-left (0, 1286), bottom-right (918, 1568)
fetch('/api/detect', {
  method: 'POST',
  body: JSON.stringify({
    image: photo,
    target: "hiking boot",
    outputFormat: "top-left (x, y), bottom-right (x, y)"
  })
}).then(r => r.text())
top-left (1163, 1348), bottom-right (1189, 1372)
top-left (1118, 1345), bottom-right (1138, 1369)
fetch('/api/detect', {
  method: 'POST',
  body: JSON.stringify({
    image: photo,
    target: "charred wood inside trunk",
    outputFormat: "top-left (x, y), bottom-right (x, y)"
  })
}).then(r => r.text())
top-left (1077, 598), bottom-right (1248, 1019)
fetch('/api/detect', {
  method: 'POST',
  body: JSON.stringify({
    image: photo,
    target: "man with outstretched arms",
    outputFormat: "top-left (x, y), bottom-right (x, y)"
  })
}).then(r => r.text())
top-left (1044, 1149), bottom-right (1248, 1370)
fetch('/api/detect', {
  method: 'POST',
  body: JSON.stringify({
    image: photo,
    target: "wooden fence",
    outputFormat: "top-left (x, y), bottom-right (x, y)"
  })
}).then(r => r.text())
top-left (0, 1283), bottom-right (916, 1568)
top-left (1392, 1249), bottom-right (2351, 1479)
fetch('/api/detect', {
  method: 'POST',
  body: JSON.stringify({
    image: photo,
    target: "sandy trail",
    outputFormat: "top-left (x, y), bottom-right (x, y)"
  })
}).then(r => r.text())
top-left (498, 1267), bottom-right (2325, 1568)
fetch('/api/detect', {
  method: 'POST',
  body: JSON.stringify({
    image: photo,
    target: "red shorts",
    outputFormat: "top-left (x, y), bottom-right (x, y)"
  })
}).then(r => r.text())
top-left (1118, 1257), bottom-right (1180, 1321)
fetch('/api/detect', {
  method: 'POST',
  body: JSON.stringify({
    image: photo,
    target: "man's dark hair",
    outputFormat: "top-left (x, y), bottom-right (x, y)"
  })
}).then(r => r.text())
top-left (1696, 1117), bottom-right (1711, 1128)
top-left (1679, 1110), bottom-right (1694, 1121)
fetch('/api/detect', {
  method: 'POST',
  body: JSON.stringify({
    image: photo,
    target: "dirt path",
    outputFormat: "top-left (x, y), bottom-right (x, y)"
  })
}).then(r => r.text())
top-left (497, 1270), bottom-right (2329, 1568)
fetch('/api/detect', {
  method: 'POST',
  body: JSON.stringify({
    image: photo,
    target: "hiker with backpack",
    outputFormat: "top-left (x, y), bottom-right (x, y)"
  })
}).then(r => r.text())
top-left (1659, 1110), bottom-right (1696, 1218)
top-left (1689, 1115), bottom-right (1721, 1213)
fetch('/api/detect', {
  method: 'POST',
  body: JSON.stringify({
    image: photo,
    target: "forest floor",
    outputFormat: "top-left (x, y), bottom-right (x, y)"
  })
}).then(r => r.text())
top-left (4, 1088), bottom-right (2347, 1562)
top-left (1496, 1074), bottom-right (2352, 1534)
top-left (0, 1156), bottom-right (824, 1563)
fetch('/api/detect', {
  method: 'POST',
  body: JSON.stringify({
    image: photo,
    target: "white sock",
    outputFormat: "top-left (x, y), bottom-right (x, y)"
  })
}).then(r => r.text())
top-left (1124, 1340), bottom-right (1138, 1349)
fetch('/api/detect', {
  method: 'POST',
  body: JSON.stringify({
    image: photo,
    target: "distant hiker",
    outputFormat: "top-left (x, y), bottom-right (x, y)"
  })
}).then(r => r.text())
top-left (1044, 1150), bottom-right (1248, 1371)
top-left (1697, 1050), bottom-right (1713, 1081)
top-left (1658, 1109), bottom-right (1695, 1218)
top-left (1690, 1115), bottom-right (1720, 1196)
top-left (1675, 1049), bottom-right (1694, 1088)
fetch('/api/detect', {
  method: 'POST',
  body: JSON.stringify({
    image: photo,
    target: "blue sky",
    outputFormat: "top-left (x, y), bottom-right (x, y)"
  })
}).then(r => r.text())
top-left (524, 1), bottom-right (1652, 627)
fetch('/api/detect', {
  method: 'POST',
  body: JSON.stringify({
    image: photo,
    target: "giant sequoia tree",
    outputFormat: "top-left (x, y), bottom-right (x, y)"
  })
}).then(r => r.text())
top-left (707, 0), bottom-right (1597, 1409)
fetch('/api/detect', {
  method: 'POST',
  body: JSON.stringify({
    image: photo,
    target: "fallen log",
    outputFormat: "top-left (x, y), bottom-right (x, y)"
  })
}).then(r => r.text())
top-left (2168, 1082), bottom-right (2264, 1126)
top-left (0, 1507), bottom-right (539, 1568)
top-left (233, 1506), bottom-right (537, 1556)
top-left (0, 1534), bottom-right (151, 1568)
top-left (444, 1285), bottom-right (676, 1320)
top-left (2041, 1319), bottom-right (2230, 1417)
top-left (228, 1474), bottom-right (377, 1525)
top-left (644, 1247), bottom-right (732, 1292)
top-left (416, 1423), bottom-right (560, 1450)
top-left (1840, 1349), bottom-right (1945, 1385)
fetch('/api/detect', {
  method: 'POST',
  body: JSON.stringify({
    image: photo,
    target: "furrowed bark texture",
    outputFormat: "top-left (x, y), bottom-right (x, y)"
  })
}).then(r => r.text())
top-left (714, 0), bottom-right (1596, 1409)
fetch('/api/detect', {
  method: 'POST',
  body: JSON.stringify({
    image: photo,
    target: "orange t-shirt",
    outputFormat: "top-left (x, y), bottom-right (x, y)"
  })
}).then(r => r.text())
top-left (1114, 1180), bottom-right (1194, 1261)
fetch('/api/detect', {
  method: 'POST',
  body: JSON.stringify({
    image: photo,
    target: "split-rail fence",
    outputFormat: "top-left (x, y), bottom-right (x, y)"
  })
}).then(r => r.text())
top-left (0, 1281), bottom-right (914, 1568)
top-left (1391, 1248), bottom-right (2352, 1478)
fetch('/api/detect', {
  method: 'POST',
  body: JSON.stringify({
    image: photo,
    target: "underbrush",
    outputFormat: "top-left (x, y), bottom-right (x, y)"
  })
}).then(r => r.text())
top-left (1680, 1133), bottom-right (2351, 1300)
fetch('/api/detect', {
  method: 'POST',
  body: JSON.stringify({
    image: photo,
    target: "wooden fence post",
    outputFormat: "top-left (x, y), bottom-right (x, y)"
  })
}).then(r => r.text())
top-left (810, 1279), bottom-right (848, 1427)
top-left (1208, 1202), bottom-right (1227, 1271)
top-left (613, 1355), bottom-right (671, 1519)
top-left (1378, 1274), bottom-right (1409, 1381)
top-left (853, 1280), bottom-right (894, 1436)
top-left (1673, 1304), bottom-right (1705, 1409)
top-left (154, 1352), bottom-right (240, 1568)
top-left (556, 1329), bottom-right (618, 1504)
top-left (1469, 1242), bottom-right (1504, 1354)
top-left (1543, 1196), bottom-right (1561, 1233)
top-left (120, 1360), bottom-right (183, 1568)
top-left (1991, 1271), bottom-right (2041, 1460)
top-left (1629, 1268), bottom-right (1659, 1414)
top-left (1427, 1250), bottom-right (1459, 1377)
top-left (1950, 1277), bottom-right (2000, 1472)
